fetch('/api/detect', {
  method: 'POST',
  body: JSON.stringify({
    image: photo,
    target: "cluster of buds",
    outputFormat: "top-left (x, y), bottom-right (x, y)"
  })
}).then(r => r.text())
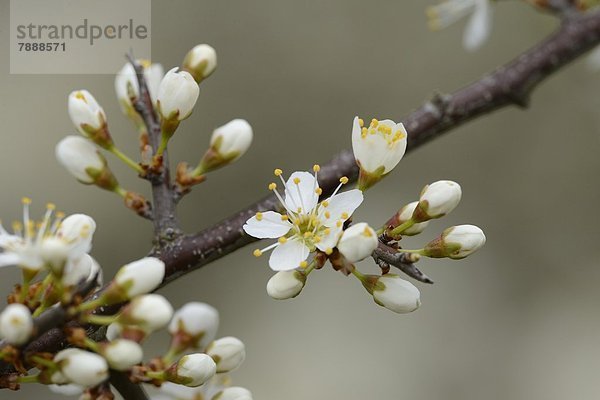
top-left (243, 116), bottom-right (486, 313)
top-left (55, 42), bottom-right (254, 218)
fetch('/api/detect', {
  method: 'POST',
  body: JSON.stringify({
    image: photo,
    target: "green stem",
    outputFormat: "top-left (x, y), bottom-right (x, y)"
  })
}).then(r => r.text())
top-left (83, 337), bottom-right (100, 352)
top-left (396, 248), bottom-right (425, 255)
top-left (109, 147), bottom-right (144, 174)
top-left (76, 297), bottom-right (107, 313)
top-left (83, 314), bottom-right (118, 326)
top-left (156, 134), bottom-right (169, 157)
top-left (114, 186), bottom-right (128, 198)
top-left (389, 219), bottom-right (416, 236)
top-left (18, 374), bottom-right (39, 384)
top-left (145, 370), bottom-right (166, 381)
top-left (162, 347), bottom-right (180, 366)
top-left (30, 355), bottom-right (57, 369)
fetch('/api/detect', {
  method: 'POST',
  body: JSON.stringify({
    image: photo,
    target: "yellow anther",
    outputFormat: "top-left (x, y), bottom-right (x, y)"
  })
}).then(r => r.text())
top-left (12, 221), bottom-right (23, 231)
top-left (325, 248), bottom-right (333, 255)
top-left (56, 211), bottom-right (65, 219)
top-left (361, 127), bottom-right (368, 138)
top-left (297, 207), bottom-right (302, 213)
top-left (314, 236), bottom-right (321, 243)
top-left (274, 168), bottom-right (283, 176)
top-left (303, 231), bottom-right (313, 238)
top-left (336, 221), bottom-right (343, 228)
top-left (140, 59), bottom-right (152, 68)
top-left (324, 211), bottom-right (331, 219)
top-left (324, 228), bottom-right (331, 235)
top-left (278, 237), bottom-right (288, 244)
top-left (293, 177), bottom-right (301, 185)
top-left (363, 227), bottom-right (373, 237)
top-left (340, 176), bottom-right (349, 184)
top-left (268, 183), bottom-right (277, 190)
top-left (46, 203), bottom-right (56, 211)
top-left (253, 249), bottom-right (263, 257)
top-left (293, 219), bottom-right (301, 226)
top-left (255, 212), bottom-right (263, 221)
top-left (358, 118), bottom-right (364, 127)
top-left (75, 92), bottom-right (87, 102)
top-left (21, 197), bottom-right (32, 205)
top-left (341, 212), bottom-right (349, 219)
top-left (315, 188), bottom-right (323, 195)
top-left (313, 164), bottom-right (321, 173)
top-left (321, 200), bottom-right (329, 207)
top-left (281, 215), bottom-right (289, 221)
top-left (35, 222), bottom-right (43, 229)
top-left (370, 118), bottom-right (379, 128)
top-left (300, 261), bottom-right (308, 268)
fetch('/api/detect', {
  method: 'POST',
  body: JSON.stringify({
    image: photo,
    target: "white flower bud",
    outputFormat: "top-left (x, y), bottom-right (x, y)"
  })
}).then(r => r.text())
top-left (118, 294), bottom-right (173, 333)
top-left (54, 349), bottom-right (109, 387)
top-left (206, 336), bottom-right (246, 373)
top-left (167, 353), bottom-right (216, 387)
top-left (101, 338), bottom-right (144, 371)
top-left (48, 383), bottom-right (84, 396)
top-left (168, 302), bottom-right (219, 349)
top-left (424, 224), bottom-right (486, 259)
top-left (182, 44), bottom-right (217, 83)
top-left (115, 60), bottom-right (164, 109)
top-left (266, 270), bottom-right (306, 300)
top-left (113, 257), bottom-right (165, 299)
top-left (351, 116), bottom-right (407, 189)
top-left (416, 180), bottom-right (462, 220)
top-left (58, 214), bottom-right (96, 253)
top-left (61, 254), bottom-right (93, 287)
top-left (199, 119), bottom-right (253, 173)
top-left (337, 223), bottom-right (378, 263)
top-left (0, 303), bottom-right (33, 345)
top-left (213, 387), bottom-right (253, 400)
top-left (157, 67), bottom-right (199, 121)
top-left (106, 322), bottom-right (122, 341)
top-left (395, 201), bottom-right (430, 236)
top-left (68, 90), bottom-right (106, 137)
top-left (372, 275), bottom-right (421, 314)
top-left (55, 136), bottom-right (106, 184)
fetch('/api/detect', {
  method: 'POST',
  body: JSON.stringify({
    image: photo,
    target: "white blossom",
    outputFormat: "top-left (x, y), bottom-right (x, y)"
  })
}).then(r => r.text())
top-left (395, 201), bottom-right (430, 236)
top-left (113, 257), bottom-right (165, 299)
top-left (101, 338), bottom-right (144, 370)
top-left (243, 168), bottom-right (363, 271)
top-left (54, 348), bottom-right (109, 387)
top-left (266, 270), bottom-right (306, 300)
top-left (168, 302), bottom-right (219, 350)
top-left (427, 0), bottom-right (493, 51)
top-left (424, 224), bottom-right (486, 259)
top-left (351, 116), bottom-right (407, 176)
top-left (48, 384), bottom-right (84, 396)
top-left (62, 254), bottom-right (102, 288)
top-left (68, 90), bottom-right (106, 136)
top-left (183, 44), bottom-right (218, 83)
top-left (159, 375), bottom-right (230, 400)
top-left (206, 336), bottom-right (246, 373)
top-left (55, 136), bottom-right (106, 184)
top-left (336, 222), bottom-right (378, 263)
top-left (372, 275), bottom-right (421, 314)
top-left (213, 387), bottom-right (253, 400)
top-left (115, 60), bottom-right (164, 109)
top-left (118, 294), bottom-right (173, 333)
top-left (157, 67), bottom-right (200, 121)
top-left (167, 353), bottom-right (217, 387)
top-left (200, 119), bottom-right (253, 172)
top-left (0, 303), bottom-right (33, 345)
top-left (417, 180), bottom-right (462, 220)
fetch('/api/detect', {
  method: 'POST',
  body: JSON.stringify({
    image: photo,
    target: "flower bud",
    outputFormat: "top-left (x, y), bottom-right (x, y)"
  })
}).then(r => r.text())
top-left (115, 60), bottom-right (164, 109)
top-left (206, 336), bottom-right (246, 373)
top-left (364, 274), bottom-right (421, 314)
top-left (168, 302), bottom-right (219, 350)
top-left (182, 44), bottom-right (217, 83)
top-left (388, 201), bottom-right (430, 236)
top-left (213, 387), bottom-right (253, 400)
top-left (56, 136), bottom-right (118, 189)
top-left (337, 223), bottom-right (378, 263)
top-left (266, 270), bottom-right (306, 300)
top-left (99, 338), bottom-right (144, 371)
top-left (62, 255), bottom-right (102, 288)
top-left (109, 257), bottom-right (165, 300)
top-left (48, 384), bottom-right (84, 396)
top-left (199, 119), bottom-right (253, 173)
top-left (166, 353), bottom-right (216, 387)
top-left (157, 67), bottom-right (200, 122)
top-left (423, 224), bottom-right (486, 259)
top-left (351, 116), bottom-right (407, 190)
top-left (68, 90), bottom-right (113, 149)
top-left (414, 180), bottom-right (462, 221)
top-left (118, 294), bottom-right (173, 333)
top-left (0, 303), bottom-right (33, 345)
top-left (54, 348), bottom-right (109, 387)
top-left (58, 214), bottom-right (96, 253)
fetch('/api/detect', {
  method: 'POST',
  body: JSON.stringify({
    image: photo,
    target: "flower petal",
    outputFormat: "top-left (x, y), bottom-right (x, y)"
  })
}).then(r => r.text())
top-left (284, 171), bottom-right (319, 214)
top-left (268, 240), bottom-right (309, 271)
top-left (463, 0), bottom-right (492, 52)
top-left (315, 225), bottom-right (343, 252)
top-left (0, 253), bottom-right (21, 268)
top-left (243, 211), bottom-right (292, 239)
top-left (320, 189), bottom-right (364, 227)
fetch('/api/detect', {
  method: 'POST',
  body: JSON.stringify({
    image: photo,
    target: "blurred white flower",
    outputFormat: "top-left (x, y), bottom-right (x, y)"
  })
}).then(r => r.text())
top-left (115, 60), bottom-right (164, 108)
top-left (206, 336), bottom-right (246, 373)
top-left (168, 302), bottom-right (220, 350)
top-left (54, 348), bottom-right (109, 387)
top-left (182, 44), bottom-right (217, 83)
top-left (157, 67), bottom-right (200, 121)
top-left (0, 303), bottom-right (33, 345)
top-left (55, 136), bottom-right (107, 184)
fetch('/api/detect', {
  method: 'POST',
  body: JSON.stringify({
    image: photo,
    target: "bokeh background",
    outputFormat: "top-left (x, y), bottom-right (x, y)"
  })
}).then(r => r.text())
top-left (1, 1), bottom-right (599, 399)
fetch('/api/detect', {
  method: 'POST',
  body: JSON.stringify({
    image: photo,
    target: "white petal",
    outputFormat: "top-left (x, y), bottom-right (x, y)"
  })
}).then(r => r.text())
top-left (315, 225), bottom-right (343, 252)
top-left (268, 240), bottom-right (309, 271)
top-left (463, 0), bottom-right (492, 52)
top-left (0, 253), bottom-right (21, 267)
top-left (320, 190), bottom-right (364, 227)
top-left (243, 211), bottom-right (291, 239)
top-left (284, 171), bottom-right (319, 214)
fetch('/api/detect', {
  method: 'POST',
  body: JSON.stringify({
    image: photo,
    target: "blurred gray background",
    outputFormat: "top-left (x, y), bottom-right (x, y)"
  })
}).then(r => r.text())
top-left (1, 1), bottom-right (600, 399)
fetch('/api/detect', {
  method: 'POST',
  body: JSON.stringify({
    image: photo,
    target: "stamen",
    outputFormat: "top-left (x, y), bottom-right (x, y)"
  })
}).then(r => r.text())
top-left (21, 198), bottom-right (31, 241)
top-left (278, 237), bottom-right (287, 244)
top-left (253, 249), bottom-right (262, 257)
top-left (293, 178), bottom-right (306, 214)
top-left (358, 118), bottom-right (364, 127)
top-left (256, 212), bottom-right (263, 221)
top-left (274, 168), bottom-right (283, 176)
top-left (299, 261), bottom-right (308, 268)
top-left (325, 248), bottom-right (333, 255)
top-left (341, 212), bottom-right (349, 220)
